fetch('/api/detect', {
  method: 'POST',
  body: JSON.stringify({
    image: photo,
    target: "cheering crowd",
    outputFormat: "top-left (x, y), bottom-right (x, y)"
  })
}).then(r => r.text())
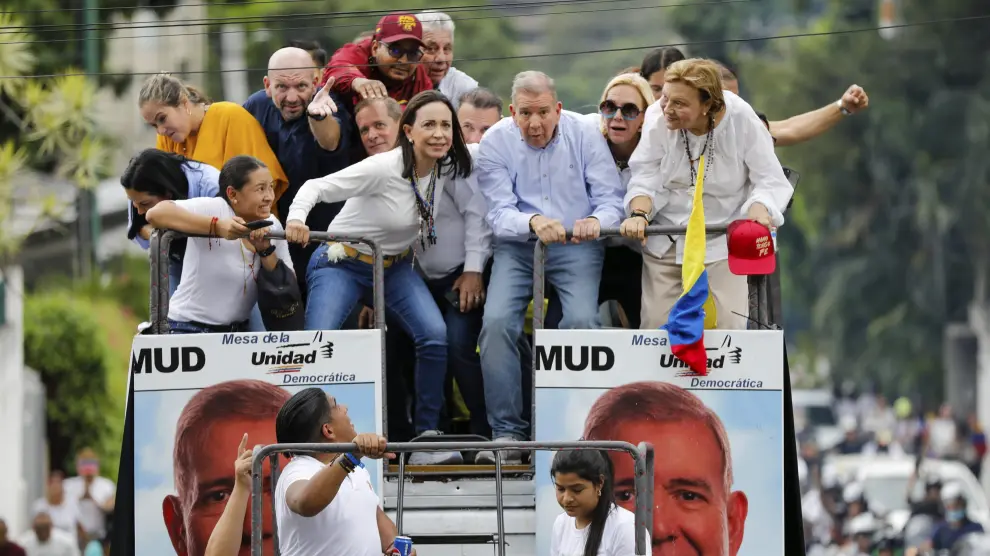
top-left (122, 10), bottom-right (869, 467)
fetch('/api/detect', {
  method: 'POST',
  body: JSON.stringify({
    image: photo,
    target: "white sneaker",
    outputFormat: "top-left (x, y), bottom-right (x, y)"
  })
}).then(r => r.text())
top-left (407, 430), bottom-right (464, 465)
top-left (475, 437), bottom-right (523, 465)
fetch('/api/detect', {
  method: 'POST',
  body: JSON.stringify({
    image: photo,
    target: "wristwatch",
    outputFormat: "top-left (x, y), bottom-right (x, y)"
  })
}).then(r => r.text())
top-left (835, 99), bottom-right (852, 116)
top-left (257, 244), bottom-right (276, 258)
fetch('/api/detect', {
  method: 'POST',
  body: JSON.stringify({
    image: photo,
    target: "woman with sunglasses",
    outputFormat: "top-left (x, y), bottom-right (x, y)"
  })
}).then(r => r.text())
top-left (546, 73), bottom-right (655, 329)
top-left (319, 12), bottom-right (434, 108)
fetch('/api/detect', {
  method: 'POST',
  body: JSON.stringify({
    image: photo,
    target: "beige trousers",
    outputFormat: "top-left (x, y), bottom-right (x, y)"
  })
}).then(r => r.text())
top-left (640, 247), bottom-right (749, 330)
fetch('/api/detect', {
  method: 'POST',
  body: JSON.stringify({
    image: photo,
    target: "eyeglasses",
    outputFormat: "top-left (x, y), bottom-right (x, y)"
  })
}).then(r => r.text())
top-left (384, 42), bottom-right (423, 62)
top-left (599, 100), bottom-right (642, 121)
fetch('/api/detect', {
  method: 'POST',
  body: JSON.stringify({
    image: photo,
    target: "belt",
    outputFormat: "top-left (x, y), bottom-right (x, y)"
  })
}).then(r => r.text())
top-left (187, 320), bottom-right (249, 333)
top-left (330, 243), bottom-right (409, 269)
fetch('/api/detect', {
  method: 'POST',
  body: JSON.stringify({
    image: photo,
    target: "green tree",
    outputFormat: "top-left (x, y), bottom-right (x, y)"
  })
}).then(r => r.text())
top-left (24, 291), bottom-right (119, 478)
top-left (0, 14), bottom-right (115, 263)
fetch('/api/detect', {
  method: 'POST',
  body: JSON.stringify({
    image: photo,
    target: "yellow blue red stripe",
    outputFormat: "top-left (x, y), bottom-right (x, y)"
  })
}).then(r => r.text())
top-left (662, 154), bottom-right (716, 375)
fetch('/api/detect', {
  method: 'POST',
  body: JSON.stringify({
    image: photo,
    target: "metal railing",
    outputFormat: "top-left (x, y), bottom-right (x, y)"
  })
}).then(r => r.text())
top-left (251, 440), bottom-right (656, 556)
top-left (147, 229), bottom-right (391, 438)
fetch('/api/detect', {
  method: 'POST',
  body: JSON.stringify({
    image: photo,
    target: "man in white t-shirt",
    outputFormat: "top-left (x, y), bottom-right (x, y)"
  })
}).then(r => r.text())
top-left (61, 449), bottom-right (114, 543)
top-left (15, 512), bottom-right (80, 556)
top-left (274, 387), bottom-right (413, 556)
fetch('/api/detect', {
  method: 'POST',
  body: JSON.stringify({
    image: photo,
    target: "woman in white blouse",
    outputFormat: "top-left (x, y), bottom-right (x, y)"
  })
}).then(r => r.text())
top-left (550, 449), bottom-right (639, 556)
top-left (146, 155), bottom-right (294, 334)
top-left (284, 89), bottom-right (473, 466)
top-left (620, 58), bottom-right (793, 330)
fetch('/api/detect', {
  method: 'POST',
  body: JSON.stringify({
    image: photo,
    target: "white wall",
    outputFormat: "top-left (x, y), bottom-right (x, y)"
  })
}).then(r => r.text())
top-left (0, 266), bottom-right (27, 534)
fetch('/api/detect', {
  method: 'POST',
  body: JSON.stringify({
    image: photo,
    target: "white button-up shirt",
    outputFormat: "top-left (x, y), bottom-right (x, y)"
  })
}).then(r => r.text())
top-left (417, 143), bottom-right (492, 279)
top-left (624, 90), bottom-right (793, 263)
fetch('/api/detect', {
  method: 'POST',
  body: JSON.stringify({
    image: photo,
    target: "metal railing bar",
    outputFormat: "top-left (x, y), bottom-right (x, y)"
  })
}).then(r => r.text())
top-left (251, 440), bottom-right (654, 556)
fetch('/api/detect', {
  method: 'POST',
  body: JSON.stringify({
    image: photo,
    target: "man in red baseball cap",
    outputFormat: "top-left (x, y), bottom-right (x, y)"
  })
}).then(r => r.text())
top-left (727, 219), bottom-right (777, 275)
top-left (320, 12), bottom-right (435, 109)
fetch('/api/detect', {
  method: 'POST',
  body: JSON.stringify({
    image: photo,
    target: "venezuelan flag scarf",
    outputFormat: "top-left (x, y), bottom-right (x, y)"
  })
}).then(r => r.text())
top-left (662, 155), bottom-right (717, 375)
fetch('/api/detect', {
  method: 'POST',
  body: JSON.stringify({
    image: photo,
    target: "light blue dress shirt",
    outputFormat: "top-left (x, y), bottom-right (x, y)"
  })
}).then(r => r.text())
top-left (127, 161), bottom-right (221, 249)
top-left (475, 110), bottom-right (625, 241)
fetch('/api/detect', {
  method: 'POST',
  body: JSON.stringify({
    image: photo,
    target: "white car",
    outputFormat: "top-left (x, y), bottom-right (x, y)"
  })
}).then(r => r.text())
top-left (855, 457), bottom-right (990, 532)
top-left (793, 389), bottom-right (843, 450)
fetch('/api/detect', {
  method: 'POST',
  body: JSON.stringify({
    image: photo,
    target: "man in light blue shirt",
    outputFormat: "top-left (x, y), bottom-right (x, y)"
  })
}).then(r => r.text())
top-left (474, 70), bottom-right (625, 463)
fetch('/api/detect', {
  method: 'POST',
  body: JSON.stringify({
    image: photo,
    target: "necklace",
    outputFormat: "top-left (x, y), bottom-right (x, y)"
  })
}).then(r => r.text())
top-left (408, 165), bottom-right (439, 250)
top-left (240, 241), bottom-right (258, 294)
top-left (680, 122), bottom-right (715, 188)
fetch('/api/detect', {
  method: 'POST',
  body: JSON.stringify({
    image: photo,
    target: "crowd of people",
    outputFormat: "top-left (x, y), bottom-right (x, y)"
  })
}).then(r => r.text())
top-left (798, 386), bottom-right (988, 555)
top-left (123, 10), bottom-right (870, 467)
top-left (0, 449), bottom-right (116, 556)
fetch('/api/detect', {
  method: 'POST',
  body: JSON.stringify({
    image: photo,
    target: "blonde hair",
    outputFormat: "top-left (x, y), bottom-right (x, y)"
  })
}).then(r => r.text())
top-left (664, 58), bottom-right (726, 115)
top-left (138, 72), bottom-right (210, 109)
top-left (597, 73), bottom-right (655, 137)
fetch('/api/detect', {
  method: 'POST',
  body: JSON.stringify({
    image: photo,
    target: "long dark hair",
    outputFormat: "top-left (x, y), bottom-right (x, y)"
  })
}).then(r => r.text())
top-left (275, 387), bottom-right (333, 458)
top-left (551, 449), bottom-right (616, 556)
top-left (396, 90), bottom-right (472, 180)
top-left (218, 155), bottom-right (268, 205)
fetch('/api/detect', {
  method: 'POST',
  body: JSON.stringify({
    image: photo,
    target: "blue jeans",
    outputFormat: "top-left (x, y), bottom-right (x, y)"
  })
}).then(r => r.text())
top-left (168, 319), bottom-right (249, 334)
top-left (305, 244), bottom-right (448, 433)
top-left (480, 240), bottom-right (604, 440)
top-left (426, 267), bottom-right (490, 438)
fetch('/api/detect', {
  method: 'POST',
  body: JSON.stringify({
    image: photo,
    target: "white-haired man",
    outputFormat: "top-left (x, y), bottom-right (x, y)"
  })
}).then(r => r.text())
top-left (417, 11), bottom-right (478, 110)
top-left (474, 71), bottom-right (624, 463)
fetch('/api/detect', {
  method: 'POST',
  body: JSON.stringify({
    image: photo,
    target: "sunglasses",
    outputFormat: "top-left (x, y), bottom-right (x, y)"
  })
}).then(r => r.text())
top-left (384, 42), bottom-right (423, 62)
top-left (599, 100), bottom-right (642, 121)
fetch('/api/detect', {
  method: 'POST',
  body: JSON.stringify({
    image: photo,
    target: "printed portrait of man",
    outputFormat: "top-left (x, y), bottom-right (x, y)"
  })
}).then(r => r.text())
top-left (583, 381), bottom-right (750, 556)
top-left (162, 379), bottom-right (290, 556)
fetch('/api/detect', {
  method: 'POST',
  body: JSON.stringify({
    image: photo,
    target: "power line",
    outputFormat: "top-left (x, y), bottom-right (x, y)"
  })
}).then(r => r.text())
top-left (0, 0), bottom-right (750, 45)
top-left (1, 0), bottom-right (684, 32)
top-left (2, 13), bottom-right (987, 80)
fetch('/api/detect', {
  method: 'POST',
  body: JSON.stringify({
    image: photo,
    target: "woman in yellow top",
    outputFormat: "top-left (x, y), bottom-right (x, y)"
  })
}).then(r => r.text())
top-left (138, 72), bottom-right (290, 219)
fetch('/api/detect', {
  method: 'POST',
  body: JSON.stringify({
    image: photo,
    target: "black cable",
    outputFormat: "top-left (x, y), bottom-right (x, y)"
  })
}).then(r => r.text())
top-left (1, 13), bottom-right (987, 80)
top-left (0, 0), bottom-right (751, 45)
top-left (2, 0), bottom-right (679, 33)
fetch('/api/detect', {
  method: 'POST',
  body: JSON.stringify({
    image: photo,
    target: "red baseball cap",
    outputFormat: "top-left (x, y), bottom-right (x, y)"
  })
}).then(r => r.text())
top-left (374, 13), bottom-right (425, 45)
top-left (727, 220), bottom-right (776, 275)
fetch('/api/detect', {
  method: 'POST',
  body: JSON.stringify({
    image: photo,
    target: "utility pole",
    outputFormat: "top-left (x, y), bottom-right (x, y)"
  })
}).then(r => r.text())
top-left (77, 0), bottom-right (100, 277)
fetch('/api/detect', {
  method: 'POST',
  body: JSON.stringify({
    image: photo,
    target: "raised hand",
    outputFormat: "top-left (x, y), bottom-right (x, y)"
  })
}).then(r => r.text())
top-left (308, 78), bottom-right (339, 119)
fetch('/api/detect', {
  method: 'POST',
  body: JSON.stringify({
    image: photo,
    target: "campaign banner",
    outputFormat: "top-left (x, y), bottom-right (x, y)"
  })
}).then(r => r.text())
top-left (131, 330), bottom-right (383, 556)
top-left (534, 329), bottom-right (785, 556)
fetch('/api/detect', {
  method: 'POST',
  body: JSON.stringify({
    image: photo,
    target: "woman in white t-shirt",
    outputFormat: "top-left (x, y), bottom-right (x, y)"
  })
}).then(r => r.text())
top-left (146, 155), bottom-right (293, 334)
top-left (621, 58), bottom-right (793, 330)
top-left (285, 90), bottom-right (473, 466)
top-left (273, 387), bottom-right (413, 556)
top-left (550, 449), bottom-right (640, 556)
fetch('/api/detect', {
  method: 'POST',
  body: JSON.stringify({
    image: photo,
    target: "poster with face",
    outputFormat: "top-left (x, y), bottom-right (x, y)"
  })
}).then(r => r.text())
top-left (130, 330), bottom-right (383, 556)
top-left (534, 329), bottom-right (785, 556)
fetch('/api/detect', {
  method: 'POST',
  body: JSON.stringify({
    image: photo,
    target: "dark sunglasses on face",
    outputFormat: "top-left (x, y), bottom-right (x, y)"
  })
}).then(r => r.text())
top-left (384, 42), bottom-right (423, 62)
top-left (599, 100), bottom-right (642, 121)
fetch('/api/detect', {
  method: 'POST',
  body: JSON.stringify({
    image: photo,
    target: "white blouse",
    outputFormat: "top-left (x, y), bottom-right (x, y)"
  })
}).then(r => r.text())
top-left (550, 505), bottom-right (642, 556)
top-left (624, 90), bottom-right (793, 264)
top-left (288, 148), bottom-right (455, 257)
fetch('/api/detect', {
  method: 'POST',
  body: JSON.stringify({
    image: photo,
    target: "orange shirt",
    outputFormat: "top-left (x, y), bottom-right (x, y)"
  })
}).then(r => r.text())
top-left (156, 101), bottom-right (289, 219)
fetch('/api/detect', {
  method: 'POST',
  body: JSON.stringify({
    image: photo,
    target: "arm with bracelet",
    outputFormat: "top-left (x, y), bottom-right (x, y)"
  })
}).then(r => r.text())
top-left (284, 452), bottom-right (364, 518)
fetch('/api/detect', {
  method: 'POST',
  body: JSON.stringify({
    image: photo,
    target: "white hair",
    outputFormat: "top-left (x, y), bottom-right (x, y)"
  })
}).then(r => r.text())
top-left (511, 70), bottom-right (557, 103)
top-left (417, 11), bottom-right (455, 39)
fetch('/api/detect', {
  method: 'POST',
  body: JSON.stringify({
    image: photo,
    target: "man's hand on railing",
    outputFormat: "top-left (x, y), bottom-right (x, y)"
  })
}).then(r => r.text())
top-left (285, 220), bottom-right (311, 244)
top-left (620, 215), bottom-right (650, 245)
top-left (572, 217), bottom-right (601, 243)
top-left (529, 215), bottom-right (567, 244)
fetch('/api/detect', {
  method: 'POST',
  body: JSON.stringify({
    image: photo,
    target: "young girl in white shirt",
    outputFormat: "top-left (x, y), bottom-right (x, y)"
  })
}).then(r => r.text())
top-left (285, 90), bottom-right (473, 466)
top-left (550, 449), bottom-right (640, 556)
top-left (146, 155), bottom-right (293, 334)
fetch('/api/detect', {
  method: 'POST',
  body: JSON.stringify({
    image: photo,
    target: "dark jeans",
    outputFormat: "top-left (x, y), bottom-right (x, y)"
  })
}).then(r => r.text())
top-left (545, 244), bottom-right (643, 329)
top-left (167, 319), bottom-right (249, 334)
